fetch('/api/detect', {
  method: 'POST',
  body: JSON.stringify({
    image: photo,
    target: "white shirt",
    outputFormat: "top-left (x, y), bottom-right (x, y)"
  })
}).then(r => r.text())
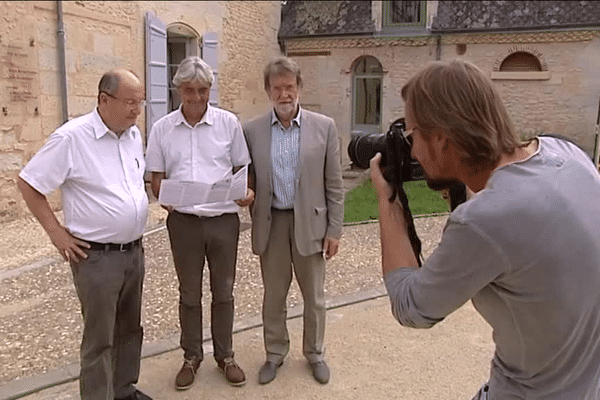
top-left (19, 109), bottom-right (148, 243)
top-left (145, 105), bottom-right (251, 217)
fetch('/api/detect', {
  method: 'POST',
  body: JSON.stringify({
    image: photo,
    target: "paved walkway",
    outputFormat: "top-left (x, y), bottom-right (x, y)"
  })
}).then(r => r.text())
top-left (5, 292), bottom-right (493, 400)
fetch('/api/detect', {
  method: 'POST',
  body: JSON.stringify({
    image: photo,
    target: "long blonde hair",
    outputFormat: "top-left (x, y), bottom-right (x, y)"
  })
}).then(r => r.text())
top-left (402, 60), bottom-right (520, 169)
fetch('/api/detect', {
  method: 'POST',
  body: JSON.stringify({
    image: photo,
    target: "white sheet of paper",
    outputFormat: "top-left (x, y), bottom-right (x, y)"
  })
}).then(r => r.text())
top-left (158, 165), bottom-right (248, 207)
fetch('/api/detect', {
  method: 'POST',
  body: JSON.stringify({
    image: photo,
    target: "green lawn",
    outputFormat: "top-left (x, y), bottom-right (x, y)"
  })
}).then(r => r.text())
top-left (343, 178), bottom-right (450, 223)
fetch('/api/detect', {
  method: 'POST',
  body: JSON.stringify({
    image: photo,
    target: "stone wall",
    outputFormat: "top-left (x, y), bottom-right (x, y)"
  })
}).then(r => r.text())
top-left (284, 30), bottom-right (600, 168)
top-left (0, 1), bottom-right (281, 221)
top-left (221, 1), bottom-right (283, 122)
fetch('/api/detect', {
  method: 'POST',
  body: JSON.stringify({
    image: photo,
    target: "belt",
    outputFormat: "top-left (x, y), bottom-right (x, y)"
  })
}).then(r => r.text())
top-left (87, 238), bottom-right (142, 252)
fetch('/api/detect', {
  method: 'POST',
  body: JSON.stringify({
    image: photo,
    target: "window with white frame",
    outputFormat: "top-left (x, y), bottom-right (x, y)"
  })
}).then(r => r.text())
top-left (352, 56), bottom-right (383, 134)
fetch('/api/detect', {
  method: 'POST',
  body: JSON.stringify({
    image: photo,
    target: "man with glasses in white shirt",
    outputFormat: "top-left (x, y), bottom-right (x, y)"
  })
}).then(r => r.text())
top-left (18, 69), bottom-right (151, 400)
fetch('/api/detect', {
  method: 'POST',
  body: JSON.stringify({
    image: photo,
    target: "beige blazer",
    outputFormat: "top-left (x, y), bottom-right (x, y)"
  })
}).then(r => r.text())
top-left (243, 109), bottom-right (344, 256)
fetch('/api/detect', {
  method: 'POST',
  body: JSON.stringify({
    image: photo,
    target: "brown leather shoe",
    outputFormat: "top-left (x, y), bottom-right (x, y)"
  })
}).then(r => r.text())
top-left (217, 357), bottom-right (246, 386)
top-left (175, 357), bottom-right (201, 390)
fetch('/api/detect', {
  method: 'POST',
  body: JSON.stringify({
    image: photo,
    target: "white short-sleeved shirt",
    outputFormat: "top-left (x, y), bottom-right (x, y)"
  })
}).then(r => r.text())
top-left (145, 105), bottom-right (251, 217)
top-left (19, 109), bottom-right (148, 243)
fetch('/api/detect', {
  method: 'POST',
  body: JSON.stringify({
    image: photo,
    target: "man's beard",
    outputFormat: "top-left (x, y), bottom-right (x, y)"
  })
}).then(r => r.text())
top-left (424, 175), bottom-right (461, 191)
top-left (274, 101), bottom-right (298, 119)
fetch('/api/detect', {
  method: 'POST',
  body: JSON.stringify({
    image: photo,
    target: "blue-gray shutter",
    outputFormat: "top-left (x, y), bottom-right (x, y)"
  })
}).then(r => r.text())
top-left (202, 32), bottom-right (219, 107)
top-left (145, 12), bottom-right (168, 137)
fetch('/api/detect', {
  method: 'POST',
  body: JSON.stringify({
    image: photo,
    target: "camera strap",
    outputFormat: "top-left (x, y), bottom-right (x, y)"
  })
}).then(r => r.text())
top-left (391, 184), bottom-right (423, 267)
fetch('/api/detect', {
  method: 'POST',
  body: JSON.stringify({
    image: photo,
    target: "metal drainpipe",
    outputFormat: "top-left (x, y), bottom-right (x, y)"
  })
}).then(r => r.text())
top-left (57, 0), bottom-right (68, 123)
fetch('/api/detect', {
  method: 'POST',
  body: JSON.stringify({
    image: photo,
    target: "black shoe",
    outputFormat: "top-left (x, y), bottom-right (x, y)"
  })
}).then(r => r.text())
top-left (310, 361), bottom-right (330, 384)
top-left (115, 389), bottom-right (153, 400)
top-left (258, 360), bottom-right (283, 384)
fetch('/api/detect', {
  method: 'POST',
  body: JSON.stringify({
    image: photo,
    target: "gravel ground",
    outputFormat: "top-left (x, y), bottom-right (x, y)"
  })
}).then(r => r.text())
top-left (0, 176), bottom-right (449, 386)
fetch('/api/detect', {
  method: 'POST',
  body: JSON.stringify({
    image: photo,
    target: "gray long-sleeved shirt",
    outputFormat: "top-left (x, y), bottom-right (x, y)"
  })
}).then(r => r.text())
top-left (385, 136), bottom-right (600, 399)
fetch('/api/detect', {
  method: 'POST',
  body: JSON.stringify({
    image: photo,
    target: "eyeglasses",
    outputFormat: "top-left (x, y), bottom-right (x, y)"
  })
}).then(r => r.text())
top-left (103, 92), bottom-right (146, 109)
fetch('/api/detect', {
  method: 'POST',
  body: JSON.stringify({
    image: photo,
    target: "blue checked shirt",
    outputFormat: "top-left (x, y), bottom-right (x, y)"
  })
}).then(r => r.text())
top-left (271, 108), bottom-right (301, 210)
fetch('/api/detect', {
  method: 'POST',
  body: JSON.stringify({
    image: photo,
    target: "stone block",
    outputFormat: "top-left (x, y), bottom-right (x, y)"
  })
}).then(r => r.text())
top-left (0, 131), bottom-right (17, 147)
top-left (94, 33), bottom-right (114, 55)
top-left (42, 116), bottom-right (63, 137)
top-left (19, 118), bottom-right (43, 142)
top-left (69, 96), bottom-right (96, 117)
top-left (36, 21), bottom-right (58, 48)
top-left (40, 70), bottom-right (60, 96)
top-left (71, 74), bottom-right (99, 97)
top-left (80, 52), bottom-right (123, 74)
top-left (40, 95), bottom-right (60, 117)
top-left (0, 153), bottom-right (23, 172)
top-left (38, 47), bottom-right (59, 72)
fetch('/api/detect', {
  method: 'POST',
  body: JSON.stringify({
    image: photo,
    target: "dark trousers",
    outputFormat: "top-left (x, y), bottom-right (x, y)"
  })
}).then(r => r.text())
top-left (166, 211), bottom-right (240, 362)
top-left (70, 245), bottom-right (144, 400)
top-left (472, 383), bottom-right (490, 400)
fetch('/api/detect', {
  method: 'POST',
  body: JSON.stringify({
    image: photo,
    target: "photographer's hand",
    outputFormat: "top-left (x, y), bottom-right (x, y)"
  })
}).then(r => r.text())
top-left (370, 154), bottom-right (419, 275)
top-left (369, 153), bottom-right (393, 200)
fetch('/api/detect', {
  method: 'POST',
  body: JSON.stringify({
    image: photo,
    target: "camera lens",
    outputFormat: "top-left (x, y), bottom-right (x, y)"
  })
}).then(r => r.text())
top-left (348, 133), bottom-right (387, 169)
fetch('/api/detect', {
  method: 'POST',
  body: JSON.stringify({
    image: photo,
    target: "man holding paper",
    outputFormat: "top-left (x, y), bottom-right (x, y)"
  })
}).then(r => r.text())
top-left (145, 56), bottom-right (253, 390)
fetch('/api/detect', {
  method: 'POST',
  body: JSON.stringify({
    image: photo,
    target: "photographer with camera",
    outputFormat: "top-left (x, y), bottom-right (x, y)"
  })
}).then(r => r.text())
top-left (369, 60), bottom-right (600, 399)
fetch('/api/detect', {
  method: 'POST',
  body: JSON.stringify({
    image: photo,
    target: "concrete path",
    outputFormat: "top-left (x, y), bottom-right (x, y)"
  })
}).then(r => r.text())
top-left (4, 291), bottom-right (494, 400)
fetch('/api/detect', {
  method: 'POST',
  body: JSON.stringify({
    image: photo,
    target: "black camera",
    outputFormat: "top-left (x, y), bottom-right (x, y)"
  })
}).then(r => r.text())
top-left (348, 117), bottom-right (466, 211)
top-left (348, 117), bottom-right (423, 186)
top-left (348, 117), bottom-right (467, 266)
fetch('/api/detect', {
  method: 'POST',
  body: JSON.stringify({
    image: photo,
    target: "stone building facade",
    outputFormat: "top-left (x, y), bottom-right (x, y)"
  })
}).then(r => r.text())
top-left (278, 1), bottom-right (600, 168)
top-left (0, 1), bottom-right (281, 221)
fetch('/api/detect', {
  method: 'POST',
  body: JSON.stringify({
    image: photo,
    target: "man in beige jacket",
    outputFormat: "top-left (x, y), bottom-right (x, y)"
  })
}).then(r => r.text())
top-left (243, 57), bottom-right (344, 385)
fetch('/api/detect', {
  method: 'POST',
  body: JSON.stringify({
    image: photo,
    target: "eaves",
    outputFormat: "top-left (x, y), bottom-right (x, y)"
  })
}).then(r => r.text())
top-left (432, 23), bottom-right (600, 35)
top-left (278, 30), bottom-right (374, 41)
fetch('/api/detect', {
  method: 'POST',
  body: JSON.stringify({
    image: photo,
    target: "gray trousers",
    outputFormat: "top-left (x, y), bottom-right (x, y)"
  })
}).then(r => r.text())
top-left (260, 209), bottom-right (326, 364)
top-left (70, 245), bottom-right (144, 400)
top-left (472, 383), bottom-right (490, 400)
top-left (166, 211), bottom-right (240, 362)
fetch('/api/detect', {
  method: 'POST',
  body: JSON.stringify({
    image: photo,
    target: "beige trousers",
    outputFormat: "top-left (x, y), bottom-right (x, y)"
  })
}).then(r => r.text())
top-left (260, 209), bottom-right (326, 364)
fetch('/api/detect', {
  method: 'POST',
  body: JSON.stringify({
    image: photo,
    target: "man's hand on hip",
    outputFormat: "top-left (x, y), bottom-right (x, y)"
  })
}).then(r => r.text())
top-left (49, 226), bottom-right (90, 263)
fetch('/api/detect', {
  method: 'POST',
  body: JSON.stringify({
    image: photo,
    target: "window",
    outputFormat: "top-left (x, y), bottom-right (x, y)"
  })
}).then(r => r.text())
top-left (499, 52), bottom-right (542, 72)
top-left (383, 1), bottom-right (425, 28)
top-left (145, 13), bottom-right (219, 135)
top-left (491, 50), bottom-right (550, 81)
top-left (167, 25), bottom-right (200, 111)
top-left (352, 56), bottom-right (383, 134)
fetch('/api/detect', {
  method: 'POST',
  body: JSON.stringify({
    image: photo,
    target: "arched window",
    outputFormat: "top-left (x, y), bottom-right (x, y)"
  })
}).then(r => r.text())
top-left (352, 56), bottom-right (383, 133)
top-left (499, 52), bottom-right (542, 72)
